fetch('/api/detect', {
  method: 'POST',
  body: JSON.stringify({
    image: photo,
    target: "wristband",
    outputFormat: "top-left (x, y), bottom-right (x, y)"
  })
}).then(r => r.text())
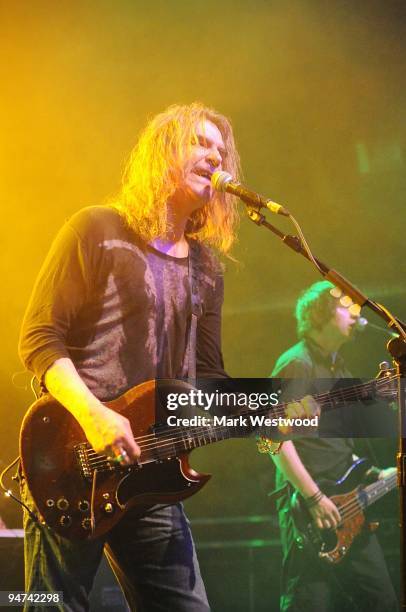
top-left (304, 490), bottom-right (324, 509)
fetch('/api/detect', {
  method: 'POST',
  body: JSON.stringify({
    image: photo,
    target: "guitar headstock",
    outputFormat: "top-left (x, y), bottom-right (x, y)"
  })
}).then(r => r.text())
top-left (374, 361), bottom-right (399, 402)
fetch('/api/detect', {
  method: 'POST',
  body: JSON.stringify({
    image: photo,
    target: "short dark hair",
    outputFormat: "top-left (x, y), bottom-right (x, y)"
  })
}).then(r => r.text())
top-left (295, 280), bottom-right (337, 339)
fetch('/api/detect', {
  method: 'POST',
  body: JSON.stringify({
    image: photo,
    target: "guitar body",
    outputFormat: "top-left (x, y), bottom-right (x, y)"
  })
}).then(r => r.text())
top-left (291, 459), bottom-right (379, 564)
top-left (20, 380), bottom-right (210, 541)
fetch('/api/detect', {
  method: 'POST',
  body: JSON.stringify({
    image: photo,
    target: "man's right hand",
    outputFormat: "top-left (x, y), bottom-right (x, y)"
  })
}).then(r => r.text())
top-left (309, 495), bottom-right (341, 530)
top-left (81, 403), bottom-right (141, 465)
top-left (44, 358), bottom-right (141, 466)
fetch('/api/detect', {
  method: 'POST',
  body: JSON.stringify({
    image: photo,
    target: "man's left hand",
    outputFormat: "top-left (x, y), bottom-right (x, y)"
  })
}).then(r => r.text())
top-left (279, 395), bottom-right (320, 434)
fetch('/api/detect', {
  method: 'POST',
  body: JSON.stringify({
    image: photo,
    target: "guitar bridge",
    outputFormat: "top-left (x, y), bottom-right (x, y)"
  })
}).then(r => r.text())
top-left (74, 443), bottom-right (116, 480)
top-left (75, 443), bottom-right (94, 480)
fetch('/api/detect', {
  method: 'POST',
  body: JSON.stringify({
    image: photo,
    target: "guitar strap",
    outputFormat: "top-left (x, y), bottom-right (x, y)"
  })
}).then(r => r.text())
top-left (187, 240), bottom-right (203, 381)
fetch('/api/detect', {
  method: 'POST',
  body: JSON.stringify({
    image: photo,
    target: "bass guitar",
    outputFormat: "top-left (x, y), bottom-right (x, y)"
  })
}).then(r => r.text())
top-left (291, 457), bottom-right (397, 563)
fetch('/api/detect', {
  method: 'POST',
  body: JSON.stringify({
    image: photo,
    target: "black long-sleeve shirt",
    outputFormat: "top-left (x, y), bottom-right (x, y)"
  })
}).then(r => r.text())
top-left (19, 206), bottom-right (227, 401)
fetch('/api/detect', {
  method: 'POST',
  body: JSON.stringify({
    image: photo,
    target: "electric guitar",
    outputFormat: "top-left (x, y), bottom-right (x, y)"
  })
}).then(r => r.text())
top-left (20, 374), bottom-right (397, 540)
top-left (291, 458), bottom-right (397, 564)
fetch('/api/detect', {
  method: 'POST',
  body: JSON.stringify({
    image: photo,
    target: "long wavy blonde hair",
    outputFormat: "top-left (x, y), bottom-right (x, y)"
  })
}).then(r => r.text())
top-left (112, 102), bottom-right (241, 253)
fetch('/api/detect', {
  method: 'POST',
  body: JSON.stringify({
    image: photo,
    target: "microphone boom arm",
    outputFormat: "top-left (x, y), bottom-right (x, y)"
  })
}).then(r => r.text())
top-left (245, 206), bottom-right (406, 334)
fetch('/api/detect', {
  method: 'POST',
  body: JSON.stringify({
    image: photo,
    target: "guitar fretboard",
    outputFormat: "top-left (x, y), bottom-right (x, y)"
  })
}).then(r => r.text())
top-left (358, 473), bottom-right (397, 509)
top-left (138, 374), bottom-right (398, 464)
top-left (81, 374), bottom-right (399, 474)
top-left (139, 420), bottom-right (250, 465)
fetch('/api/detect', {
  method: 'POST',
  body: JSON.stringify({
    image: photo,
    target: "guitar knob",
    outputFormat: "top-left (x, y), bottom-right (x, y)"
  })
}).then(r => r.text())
top-left (78, 500), bottom-right (90, 513)
top-left (295, 536), bottom-right (304, 549)
top-left (81, 518), bottom-right (92, 530)
top-left (59, 515), bottom-right (72, 528)
top-left (56, 497), bottom-right (69, 510)
top-left (46, 499), bottom-right (55, 508)
top-left (103, 502), bottom-right (115, 514)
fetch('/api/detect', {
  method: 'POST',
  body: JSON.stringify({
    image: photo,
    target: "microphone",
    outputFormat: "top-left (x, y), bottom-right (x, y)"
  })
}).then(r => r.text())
top-left (354, 317), bottom-right (368, 332)
top-left (211, 171), bottom-right (290, 216)
top-left (355, 316), bottom-right (399, 337)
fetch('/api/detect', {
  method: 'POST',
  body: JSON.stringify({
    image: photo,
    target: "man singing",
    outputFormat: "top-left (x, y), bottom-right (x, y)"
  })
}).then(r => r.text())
top-left (18, 102), bottom-right (241, 611)
top-left (270, 280), bottom-right (397, 612)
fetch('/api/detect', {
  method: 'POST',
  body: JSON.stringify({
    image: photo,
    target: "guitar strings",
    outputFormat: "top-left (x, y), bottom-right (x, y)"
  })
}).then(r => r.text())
top-left (339, 472), bottom-right (397, 517)
top-left (131, 373), bottom-right (399, 447)
top-left (87, 374), bottom-right (398, 453)
top-left (83, 374), bottom-right (400, 471)
top-left (84, 374), bottom-right (399, 469)
top-left (323, 473), bottom-right (398, 527)
top-left (118, 374), bottom-right (398, 451)
top-left (136, 374), bottom-right (399, 452)
top-left (84, 423), bottom-right (246, 470)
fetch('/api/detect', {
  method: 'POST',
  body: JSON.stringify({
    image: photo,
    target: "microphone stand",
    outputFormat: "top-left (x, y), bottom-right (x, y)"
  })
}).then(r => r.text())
top-left (245, 205), bottom-right (406, 608)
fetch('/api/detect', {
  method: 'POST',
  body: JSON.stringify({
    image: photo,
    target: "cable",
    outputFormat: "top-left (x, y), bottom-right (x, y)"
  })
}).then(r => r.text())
top-left (0, 457), bottom-right (38, 523)
top-left (287, 212), bottom-right (325, 276)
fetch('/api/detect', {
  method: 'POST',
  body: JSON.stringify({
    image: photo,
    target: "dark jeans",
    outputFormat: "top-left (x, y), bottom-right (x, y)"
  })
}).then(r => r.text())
top-left (21, 479), bottom-right (210, 612)
top-left (280, 532), bottom-right (398, 612)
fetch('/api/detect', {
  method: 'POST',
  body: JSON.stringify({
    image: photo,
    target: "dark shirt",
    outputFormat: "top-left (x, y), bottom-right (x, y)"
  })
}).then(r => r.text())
top-left (271, 337), bottom-right (357, 556)
top-left (19, 206), bottom-right (227, 400)
top-left (272, 338), bottom-right (355, 480)
top-left (272, 338), bottom-right (349, 379)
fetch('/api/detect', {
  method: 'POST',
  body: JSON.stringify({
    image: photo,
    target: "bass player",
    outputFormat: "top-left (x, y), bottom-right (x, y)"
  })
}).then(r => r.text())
top-left (269, 280), bottom-right (397, 612)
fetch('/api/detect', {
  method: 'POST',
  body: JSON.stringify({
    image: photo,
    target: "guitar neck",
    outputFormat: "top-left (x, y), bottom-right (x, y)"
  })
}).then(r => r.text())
top-left (183, 422), bottom-right (251, 448)
top-left (311, 377), bottom-right (390, 412)
top-left (273, 373), bottom-right (397, 417)
top-left (138, 374), bottom-right (398, 464)
top-left (139, 420), bottom-right (253, 464)
top-left (358, 473), bottom-right (397, 509)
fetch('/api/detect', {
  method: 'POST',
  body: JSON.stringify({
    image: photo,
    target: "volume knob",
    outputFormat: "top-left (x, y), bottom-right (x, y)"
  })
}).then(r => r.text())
top-left (81, 518), bottom-right (92, 530)
top-left (56, 497), bottom-right (69, 510)
top-left (78, 500), bottom-right (90, 513)
top-left (59, 515), bottom-right (72, 528)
